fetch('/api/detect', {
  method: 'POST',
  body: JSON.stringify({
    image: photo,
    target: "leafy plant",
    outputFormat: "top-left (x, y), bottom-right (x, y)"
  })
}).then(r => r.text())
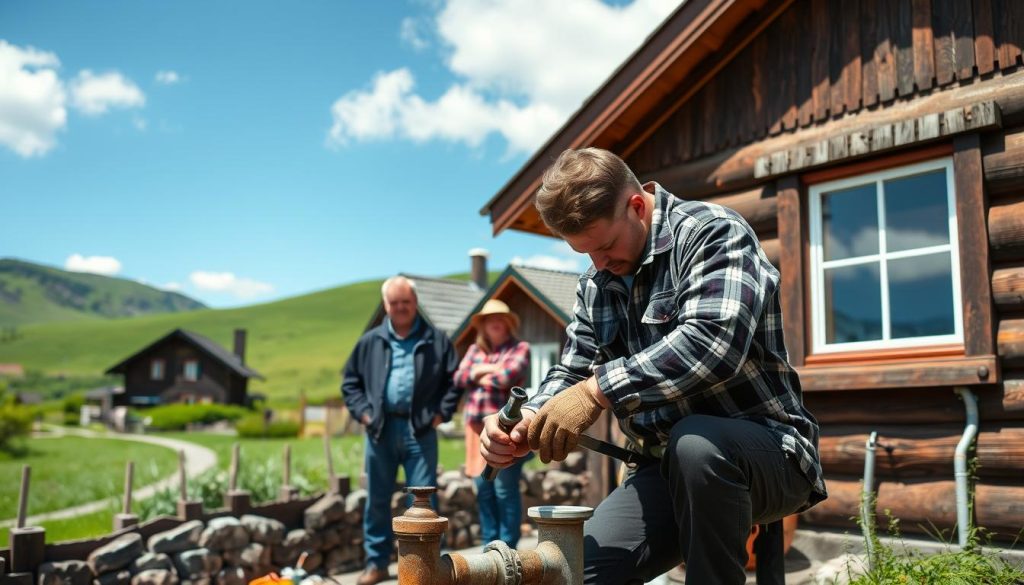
top-left (235, 414), bottom-right (300, 438)
top-left (0, 381), bottom-right (32, 455)
top-left (143, 403), bottom-right (249, 431)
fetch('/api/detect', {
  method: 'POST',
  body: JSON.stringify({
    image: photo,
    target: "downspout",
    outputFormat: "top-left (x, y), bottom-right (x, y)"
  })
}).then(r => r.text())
top-left (861, 431), bottom-right (878, 568)
top-left (954, 387), bottom-right (979, 548)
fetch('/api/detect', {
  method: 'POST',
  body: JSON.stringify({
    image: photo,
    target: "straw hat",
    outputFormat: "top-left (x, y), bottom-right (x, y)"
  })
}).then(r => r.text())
top-left (470, 299), bottom-right (520, 332)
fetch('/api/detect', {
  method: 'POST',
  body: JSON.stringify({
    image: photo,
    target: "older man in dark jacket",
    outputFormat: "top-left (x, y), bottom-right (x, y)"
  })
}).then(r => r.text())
top-left (341, 275), bottom-right (462, 585)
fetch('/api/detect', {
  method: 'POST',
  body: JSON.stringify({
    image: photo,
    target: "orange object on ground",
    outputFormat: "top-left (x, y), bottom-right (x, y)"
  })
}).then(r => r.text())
top-left (249, 574), bottom-right (290, 585)
top-left (744, 514), bottom-right (799, 570)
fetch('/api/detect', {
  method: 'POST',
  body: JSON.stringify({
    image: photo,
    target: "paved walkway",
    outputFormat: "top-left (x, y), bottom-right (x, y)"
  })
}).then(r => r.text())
top-left (0, 426), bottom-right (217, 527)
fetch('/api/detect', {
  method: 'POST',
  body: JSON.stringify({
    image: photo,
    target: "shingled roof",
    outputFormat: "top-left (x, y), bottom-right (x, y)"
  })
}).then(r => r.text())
top-left (105, 328), bottom-right (264, 380)
top-left (364, 274), bottom-right (485, 337)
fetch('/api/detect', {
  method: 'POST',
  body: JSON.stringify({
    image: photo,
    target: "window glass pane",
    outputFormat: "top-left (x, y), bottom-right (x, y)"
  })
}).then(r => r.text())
top-left (888, 252), bottom-right (955, 339)
top-left (825, 263), bottom-right (882, 343)
top-left (884, 169), bottom-right (950, 252)
top-left (822, 183), bottom-right (878, 261)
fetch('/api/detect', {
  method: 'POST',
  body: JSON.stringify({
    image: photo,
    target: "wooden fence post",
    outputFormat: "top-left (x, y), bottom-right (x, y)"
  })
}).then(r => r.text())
top-left (278, 444), bottom-right (298, 502)
top-left (225, 443), bottom-right (251, 514)
top-left (113, 461), bottom-right (139, 530)
top-left (176, 449), bottom-right (202, 521)
top-left (9, 465), bottom-right (45, 577)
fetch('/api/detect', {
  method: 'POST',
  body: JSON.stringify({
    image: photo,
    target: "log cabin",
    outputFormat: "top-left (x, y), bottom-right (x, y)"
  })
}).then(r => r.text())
top-left (105, 328), bottom-right (262, 407)
top-left (480, 0), bottom-right (1024, 541)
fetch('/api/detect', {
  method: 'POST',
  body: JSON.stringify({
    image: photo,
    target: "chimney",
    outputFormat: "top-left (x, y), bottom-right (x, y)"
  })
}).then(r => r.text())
top-left (233, 329), bottom-right (247, 364)
top-left (469, 248), bottom-right (489, 290)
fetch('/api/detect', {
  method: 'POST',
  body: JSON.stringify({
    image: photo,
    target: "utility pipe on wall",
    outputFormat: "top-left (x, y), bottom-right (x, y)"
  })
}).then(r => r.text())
top-left (954, 386), bottom-right (979, 548)
top-left (861, 431), bottom-right (878, 568)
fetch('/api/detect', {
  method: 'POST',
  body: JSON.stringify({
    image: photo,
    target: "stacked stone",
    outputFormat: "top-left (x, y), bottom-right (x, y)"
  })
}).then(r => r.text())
top-left (436, 471), bottom-right (479, 550)
top-left (520, 452), bottom-right (588, 515)
top-left (37, 492), bottom-right (369, 585)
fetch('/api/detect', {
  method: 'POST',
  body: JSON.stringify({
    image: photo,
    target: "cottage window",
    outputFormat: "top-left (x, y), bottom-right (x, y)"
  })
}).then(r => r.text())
top-left (183, 359), bottom-right (200, 382)
top-left (529, 342), bottom-right (561, 394)
top-left (808, 158), bottom-right (962, 353)
top-left (150, 359), bottom-right (165, 380)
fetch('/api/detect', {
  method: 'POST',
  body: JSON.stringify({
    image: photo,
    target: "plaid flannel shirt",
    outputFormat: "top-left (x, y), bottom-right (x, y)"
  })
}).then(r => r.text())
top-left (454, 339), bottom-right (531, 425)
top-left (529, 183), bottom-right (826, 508)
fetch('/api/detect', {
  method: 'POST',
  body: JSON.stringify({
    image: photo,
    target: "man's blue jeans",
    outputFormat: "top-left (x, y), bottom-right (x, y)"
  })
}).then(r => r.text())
top-left (473, 454), bottom-right (529, 548)
top-left (363, 416), bottom-right (439, 570)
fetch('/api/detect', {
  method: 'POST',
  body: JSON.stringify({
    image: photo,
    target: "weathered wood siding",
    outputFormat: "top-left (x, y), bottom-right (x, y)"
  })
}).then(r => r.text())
top-left (626, 0), bottom-right (1024, 176)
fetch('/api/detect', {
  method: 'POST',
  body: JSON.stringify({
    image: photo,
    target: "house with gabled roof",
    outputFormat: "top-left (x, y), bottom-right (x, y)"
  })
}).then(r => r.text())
top-left (452, 264), bottom-right (580, 390)
top-left (105, 328), bottom-right (262, 407)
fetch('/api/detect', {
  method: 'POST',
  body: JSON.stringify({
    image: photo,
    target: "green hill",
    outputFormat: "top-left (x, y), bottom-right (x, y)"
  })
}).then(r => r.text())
top-left (0, 278), bottom-right (384, 405)
top-left (0, 258), bottom-right (206, 327)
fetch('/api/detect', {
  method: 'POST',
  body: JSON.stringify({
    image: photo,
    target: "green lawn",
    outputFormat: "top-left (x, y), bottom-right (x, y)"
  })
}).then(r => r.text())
top-left (0, 271), bottom-right (500, 405)
top-left (0, 436), bottom-right (178, 520)
top-left (0, 504), bottom-right (121, 545)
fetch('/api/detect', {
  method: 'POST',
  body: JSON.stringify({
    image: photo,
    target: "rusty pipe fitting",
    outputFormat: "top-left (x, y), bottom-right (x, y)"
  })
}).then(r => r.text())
top-left (393, 488), bottom-right (594, 584)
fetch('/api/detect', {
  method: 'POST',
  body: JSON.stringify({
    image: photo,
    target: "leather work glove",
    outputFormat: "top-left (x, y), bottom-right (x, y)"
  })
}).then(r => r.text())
top-left (528, 381), bottom-right (604, 463)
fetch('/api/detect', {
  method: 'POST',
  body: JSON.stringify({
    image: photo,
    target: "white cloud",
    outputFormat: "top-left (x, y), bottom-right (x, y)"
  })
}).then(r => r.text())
top-left (189, 271), bottom-right (274, 300)
top-left (0, 40), bottom-right (67, 157)
top-left (132, 116), bottom-right (148, 131)
top-left (70, 70), bottom-right (145, 116)
top-left (511, 254), bottom-right (583, 272)
top-left (327, 0), bottom-right (677, 154)
top-left (400, 17), bottom-right (430, 51)
top-left (65, 254), bottom-right (122, 276)
top-left (161, 282), bottom-right (183, 292)
top-left (154, 70), bottom-right (181, 85)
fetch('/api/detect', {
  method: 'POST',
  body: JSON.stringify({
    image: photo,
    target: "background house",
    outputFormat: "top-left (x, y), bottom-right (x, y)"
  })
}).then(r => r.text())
top-left (105, 328), bottom-right (263, 407)
top-left (363, 250), bottom-right (490, 340)
top-left (480, 0), bottom-right (1024, 541)
top-left (452, 264), bottom-right (579, 390)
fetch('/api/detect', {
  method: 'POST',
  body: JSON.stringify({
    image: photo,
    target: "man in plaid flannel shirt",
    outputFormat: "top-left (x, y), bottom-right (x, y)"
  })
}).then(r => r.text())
top-left (480, 148), bottom-right (826, 585)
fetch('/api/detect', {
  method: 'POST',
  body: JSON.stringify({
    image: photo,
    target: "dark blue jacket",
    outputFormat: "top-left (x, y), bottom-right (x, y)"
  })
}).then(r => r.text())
top-left (341, 320), bottom-right (462, 442)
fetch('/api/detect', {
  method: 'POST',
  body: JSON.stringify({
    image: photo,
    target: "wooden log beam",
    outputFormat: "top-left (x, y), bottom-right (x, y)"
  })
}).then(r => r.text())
top-left (819, 424), bottom-right (1024, 478)
top-left (704, 185), bottom-right (778, 231)
top-left (653, 69), bottom-right (1024, 200)
top-left (805, 380), bottom-right (1024, 425)
top-left (998, 318), bottom-right (1024, 366)
top-left (992, 264), bottom-right (1024, 312)
top-left (802, 478), bottom-right (1024, 540)
top-left (983, 126), bottom-right (1024, 197)
top-left (760, 237), bottom-right (780, 268)
top-left (989, 196), bottom-right (1024, 262)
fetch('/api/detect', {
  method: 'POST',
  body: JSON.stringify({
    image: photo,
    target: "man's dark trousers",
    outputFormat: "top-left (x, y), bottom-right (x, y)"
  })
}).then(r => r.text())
top-left (583, 414), bottom-right (813, 585)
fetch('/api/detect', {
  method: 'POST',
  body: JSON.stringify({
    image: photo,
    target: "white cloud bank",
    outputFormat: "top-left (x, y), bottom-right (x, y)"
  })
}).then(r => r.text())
top-left (328, 0), bottom-right (677, 154)
top-left (65, 254), bottom-right (123, 276)
top-left (69, 70), bottom-right (145, 115)
top-left (0, 41), bottom-right (67, 157)
top-left (189, 271), bottom-right (274, 300)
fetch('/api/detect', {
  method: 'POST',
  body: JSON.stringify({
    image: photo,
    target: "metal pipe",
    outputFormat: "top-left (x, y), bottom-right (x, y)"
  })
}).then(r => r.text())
top-left (954, 387), bottom-right (979, 548)
top-left (861, 431), bottom-right (878, 568)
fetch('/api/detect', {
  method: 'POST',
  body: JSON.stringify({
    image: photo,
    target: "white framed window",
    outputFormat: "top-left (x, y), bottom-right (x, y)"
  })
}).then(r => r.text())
top-left (183, 359), bottom-right (200, 381)
top-left (528, 342), bottom-right (560, 396)
top-left (150, 359), bottom-right (165, 380)
top-left (808, 157), bottom-right (963, 354)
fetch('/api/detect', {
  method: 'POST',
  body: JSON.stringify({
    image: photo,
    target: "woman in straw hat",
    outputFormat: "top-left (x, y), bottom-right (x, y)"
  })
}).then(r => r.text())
top-left (454, 299), bottom-right (532, 548)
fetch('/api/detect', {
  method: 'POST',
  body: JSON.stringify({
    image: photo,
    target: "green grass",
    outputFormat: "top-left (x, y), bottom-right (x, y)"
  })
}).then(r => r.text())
top-left (0, 279), bottom-right (384, 405)
top-left (160, 431), bottom-right (468, 480)
top-left (0, 504), bottom-right (120, 544)
top-left (0, 436), bottom-right (178, 520)
top-left (0, 271), bottom-right (501, 405)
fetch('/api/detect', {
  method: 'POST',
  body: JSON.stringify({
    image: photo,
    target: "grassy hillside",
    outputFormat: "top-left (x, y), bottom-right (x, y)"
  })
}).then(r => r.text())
top-left (0, 278), bottom-right (383, 405)
top-left (0, 258), bottom-right (206, 327)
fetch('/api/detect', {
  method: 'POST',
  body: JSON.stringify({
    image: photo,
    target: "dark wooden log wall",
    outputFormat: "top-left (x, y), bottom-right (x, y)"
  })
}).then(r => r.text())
top-left (626, 0), bottom-right (1024, 178)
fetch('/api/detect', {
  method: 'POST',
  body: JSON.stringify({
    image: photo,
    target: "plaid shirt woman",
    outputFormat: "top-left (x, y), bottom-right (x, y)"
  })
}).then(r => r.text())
top-left (453, 299), bottom-right (531, 548)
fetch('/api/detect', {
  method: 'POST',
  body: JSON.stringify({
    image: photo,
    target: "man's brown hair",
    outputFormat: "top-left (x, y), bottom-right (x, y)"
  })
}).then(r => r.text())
top-left (534, 147), bottom-right (644, 235)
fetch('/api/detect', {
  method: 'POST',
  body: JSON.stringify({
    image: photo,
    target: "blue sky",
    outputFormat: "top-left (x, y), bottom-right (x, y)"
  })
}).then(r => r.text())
top-left (0, 0), bottom-right (677, 307)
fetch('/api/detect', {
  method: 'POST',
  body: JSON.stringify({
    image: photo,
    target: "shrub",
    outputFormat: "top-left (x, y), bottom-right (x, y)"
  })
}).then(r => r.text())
top-left (0, 381), bottom-right (32, 454)
top-left (235, 414), bottom-right (300, 438)
top-left (144, 403), bottom-right (249, 431)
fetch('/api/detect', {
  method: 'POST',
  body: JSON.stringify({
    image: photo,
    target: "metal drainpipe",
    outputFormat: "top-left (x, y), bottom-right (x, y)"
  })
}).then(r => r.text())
top-left (954, 386), bottom-right (979, 548)
top-left (861, 431), bottom-right (878, 568)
